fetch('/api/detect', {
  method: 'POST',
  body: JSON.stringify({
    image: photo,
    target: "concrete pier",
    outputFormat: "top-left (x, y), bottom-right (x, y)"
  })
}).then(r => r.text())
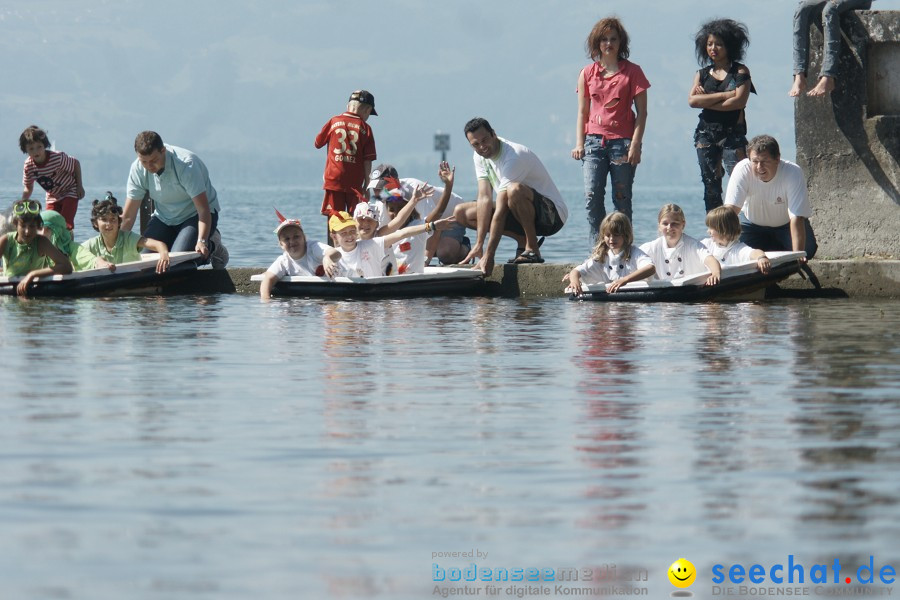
top-left (794, 8), bottom-right (900, 258)
top-left (195, 261), bottom-right (900, 299)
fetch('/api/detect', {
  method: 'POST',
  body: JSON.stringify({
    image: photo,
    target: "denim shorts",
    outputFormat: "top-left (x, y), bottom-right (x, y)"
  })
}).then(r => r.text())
top-left (439, 222), bottom-right (469, 244)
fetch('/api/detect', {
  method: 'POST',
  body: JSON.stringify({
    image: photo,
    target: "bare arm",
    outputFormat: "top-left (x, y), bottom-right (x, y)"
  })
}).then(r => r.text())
top-left (122, 197), bottom-right (142, 232)
top-left (21, 164), bottom-right (33, 200)
top-left (474, 188), bottom-right (508, 275)
top-left (138, 236), bottom-right (170, 273)
top-left (375, 186), bottom-right (429, 236)
top-left (689, 70), bottom-right (749, 109)
top-left (473, 179), bottom-right (493, 253)
top-left (39, 236), bottom-right (73, 275)
top-left (458, 178), bottom-right (494, 265)
top-left (690, 70), bottom-right (752, 111)
top-left (627, 91), bottom-right (648, 166)
top-left (572, 71), bottom-right (589, 160)
top-left (712, 82), bottom-right (751, 111)
top-left (703, 254), bottom-right (722, 286)
top-left (688, 71), bottom-right (709, 108)
top-left (749, 249), bottom-right (771, 274)
top-left (689, 90), bottom-right (736, 108)
top-left (425, 162), bottom-right (455, 223)
top-left (381, 216), bottom-right (456, 248)
top-left (789, 216), bottom-right (807, 255)
top-left (323, 247), bottom-right (341, 277)
top-left (565, 267), bottom-right (584, 295)
top-left (18, 237), bottom-right (73, 296)
top-left (73, 159), bottom-right (85, 200)
top-left (191, 192), bottom-right (212, 258)
top-left (607, 263), bottom-right (656, 293)
top-left (259, 271), bottom-right (279, 300)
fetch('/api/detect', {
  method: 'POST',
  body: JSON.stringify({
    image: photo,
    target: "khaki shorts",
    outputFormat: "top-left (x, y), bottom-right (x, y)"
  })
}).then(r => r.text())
top-left (503, 187), bottom-right (564, 237)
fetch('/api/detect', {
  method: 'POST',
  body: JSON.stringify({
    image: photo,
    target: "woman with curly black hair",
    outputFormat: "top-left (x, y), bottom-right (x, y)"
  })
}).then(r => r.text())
top-left (688, 19), bottom-right (755, 213)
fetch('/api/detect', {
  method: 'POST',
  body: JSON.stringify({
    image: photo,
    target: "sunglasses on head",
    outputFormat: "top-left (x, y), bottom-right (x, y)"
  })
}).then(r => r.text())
top-left (13, 200), bottom-right (41, 216)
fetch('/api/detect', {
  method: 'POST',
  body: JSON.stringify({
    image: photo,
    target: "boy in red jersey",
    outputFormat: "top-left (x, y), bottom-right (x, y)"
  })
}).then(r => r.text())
top-left (314, 90), bottom-right (378, 227)
top-left (19, 125), bottom-right (85, 231)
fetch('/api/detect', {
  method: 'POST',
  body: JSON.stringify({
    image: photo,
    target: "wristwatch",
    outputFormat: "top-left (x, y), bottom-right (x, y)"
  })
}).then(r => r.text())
top-left (198, 239), bottom-right (208, 245)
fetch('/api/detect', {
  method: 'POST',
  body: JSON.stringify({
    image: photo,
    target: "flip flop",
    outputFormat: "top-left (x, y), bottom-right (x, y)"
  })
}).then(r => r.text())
top-left (511, 250), bottom-right (544, 264)
top-left (507, 237), bottom-right (545, 263)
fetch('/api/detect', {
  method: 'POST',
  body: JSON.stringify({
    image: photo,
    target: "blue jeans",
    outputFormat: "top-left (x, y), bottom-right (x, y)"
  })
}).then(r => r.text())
top-left (582, 135), bottom-right (635, 242)
top-left (793, 0), bottom-right (873, 77)
top-left (143, 212), bottom-right (219, 254)
top-left (739, 216), bottom-right (818, 259)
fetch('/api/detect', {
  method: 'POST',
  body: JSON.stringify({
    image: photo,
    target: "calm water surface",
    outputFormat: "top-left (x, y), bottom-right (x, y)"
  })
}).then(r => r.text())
top-left (1, 295), bottom-right (899, 599)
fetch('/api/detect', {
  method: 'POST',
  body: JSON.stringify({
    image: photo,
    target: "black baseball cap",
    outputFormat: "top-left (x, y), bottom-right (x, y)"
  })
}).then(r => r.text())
top-left (366, 164), bottom-right (399, 189)
top-left (349, 90), bottom-right (377, 115)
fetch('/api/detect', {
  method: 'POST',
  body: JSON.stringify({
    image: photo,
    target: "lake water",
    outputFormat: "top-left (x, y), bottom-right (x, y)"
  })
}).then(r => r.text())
top-left (1, 292), bottom-right (899, 599)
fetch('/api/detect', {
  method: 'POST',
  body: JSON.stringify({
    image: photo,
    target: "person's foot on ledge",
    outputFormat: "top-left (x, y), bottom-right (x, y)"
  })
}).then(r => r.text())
top-left (807, 75), bottom-right (835, 97)
top-left (789, 73), bottom-right (807, 97)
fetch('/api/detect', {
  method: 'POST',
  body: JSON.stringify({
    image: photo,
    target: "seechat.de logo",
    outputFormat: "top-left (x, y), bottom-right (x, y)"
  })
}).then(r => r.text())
top-left (668, 558), bottom-right (697, 588)
top-left (711, 556), bottom-right (896, 585)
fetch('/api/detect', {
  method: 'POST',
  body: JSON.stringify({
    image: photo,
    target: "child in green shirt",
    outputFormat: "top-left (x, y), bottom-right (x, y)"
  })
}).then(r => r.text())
top-left (1, 200), bottom-right (73, 296)
top-left (78, 194), bottom-right (170, 273)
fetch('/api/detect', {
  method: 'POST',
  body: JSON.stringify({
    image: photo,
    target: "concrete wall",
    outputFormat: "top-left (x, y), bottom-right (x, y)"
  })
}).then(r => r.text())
top-left (794, 9), bottom-right (899, 259)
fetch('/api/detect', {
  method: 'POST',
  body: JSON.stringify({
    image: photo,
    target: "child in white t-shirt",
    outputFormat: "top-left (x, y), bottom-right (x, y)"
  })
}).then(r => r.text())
top-left (352, 182), bottom-right (433, 274)
top-left (639, 203), bottom-right (720, 285)
top-left (702, 206), bottom-right (771, 272)
top-left (259, 213), bottom-right (341, 300)
top-left (382, 184), bottom-right (429, 274)
top-left (564, 212), bottom-right (656, 295)
top-left (353, 202), bottom-right (396, 275)
top-left (329, 210), bottom-right (455, 278)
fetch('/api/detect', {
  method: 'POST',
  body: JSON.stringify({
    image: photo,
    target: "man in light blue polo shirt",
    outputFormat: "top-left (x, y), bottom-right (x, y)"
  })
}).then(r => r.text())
top-left (122, 131), bottom-right (227, 268)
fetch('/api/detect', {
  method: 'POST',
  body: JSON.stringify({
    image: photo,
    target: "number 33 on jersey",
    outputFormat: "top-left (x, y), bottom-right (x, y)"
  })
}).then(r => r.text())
top-left (315, 111), bottom-right (377, 193)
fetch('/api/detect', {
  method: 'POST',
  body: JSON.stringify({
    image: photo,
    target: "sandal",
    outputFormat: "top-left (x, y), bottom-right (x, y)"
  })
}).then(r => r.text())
top-left (511, 250), bottom-right (544, 264)
top-left (507, 237), bottom-right (545, 263)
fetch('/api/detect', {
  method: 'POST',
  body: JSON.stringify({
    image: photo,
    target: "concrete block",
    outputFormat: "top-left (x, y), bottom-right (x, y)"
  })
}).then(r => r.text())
top-left (795, 9), bottom-right (900, 259)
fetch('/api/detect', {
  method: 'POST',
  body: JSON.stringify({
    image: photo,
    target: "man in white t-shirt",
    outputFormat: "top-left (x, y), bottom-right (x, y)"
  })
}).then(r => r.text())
top-left (455, 118), bottom-right (568, 274)
top-left (725, 134), bottom-right (817, 259)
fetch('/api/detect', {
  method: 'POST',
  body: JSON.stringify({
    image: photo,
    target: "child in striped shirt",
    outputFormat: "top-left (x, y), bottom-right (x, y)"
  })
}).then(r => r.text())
top-left (19, 125), bottom-right (84, 231)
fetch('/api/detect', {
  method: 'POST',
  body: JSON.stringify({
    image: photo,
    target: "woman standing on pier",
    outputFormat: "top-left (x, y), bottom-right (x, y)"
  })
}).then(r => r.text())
top-left (571, 16), bottom-right (650, 245)
top-left (688, 18), bottom-right (755, 213)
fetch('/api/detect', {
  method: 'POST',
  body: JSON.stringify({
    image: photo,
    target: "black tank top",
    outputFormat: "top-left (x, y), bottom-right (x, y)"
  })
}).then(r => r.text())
top-left (697, 62), bottom-right (755, 127)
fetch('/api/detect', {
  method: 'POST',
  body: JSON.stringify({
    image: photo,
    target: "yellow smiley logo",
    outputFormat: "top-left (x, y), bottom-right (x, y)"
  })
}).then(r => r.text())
top-left (668, 558), bottom-right (697, 588)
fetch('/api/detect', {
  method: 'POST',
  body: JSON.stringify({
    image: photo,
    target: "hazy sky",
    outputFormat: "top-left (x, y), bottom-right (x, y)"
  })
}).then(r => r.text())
top-left (1, 0), bottom-right (895, 190)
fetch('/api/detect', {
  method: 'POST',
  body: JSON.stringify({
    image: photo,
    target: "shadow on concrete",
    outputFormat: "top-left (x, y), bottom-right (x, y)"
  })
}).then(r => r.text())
top-left (831, 12), bottom-right (900, 204)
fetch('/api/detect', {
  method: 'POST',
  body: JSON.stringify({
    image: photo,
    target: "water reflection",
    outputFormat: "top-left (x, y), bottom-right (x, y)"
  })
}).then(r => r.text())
top-left (571, 304), bottom-right (647, 531)
top-left (783, 303), bottom-right (900, 539)
top-left (576, 304), bottom-right (639, 390)
top-left (695, 304), bottom-right (739, 375)
top-left (1, 297), bottom-right (899, 599)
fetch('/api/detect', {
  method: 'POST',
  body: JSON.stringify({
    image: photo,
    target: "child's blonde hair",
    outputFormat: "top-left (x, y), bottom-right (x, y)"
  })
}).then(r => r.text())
top-left (591, 212), bottom-right (634, 263)
top-left (657, 203), bottom-right (685, 224)
top-left (705, 206), bottom-right (742, 244)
